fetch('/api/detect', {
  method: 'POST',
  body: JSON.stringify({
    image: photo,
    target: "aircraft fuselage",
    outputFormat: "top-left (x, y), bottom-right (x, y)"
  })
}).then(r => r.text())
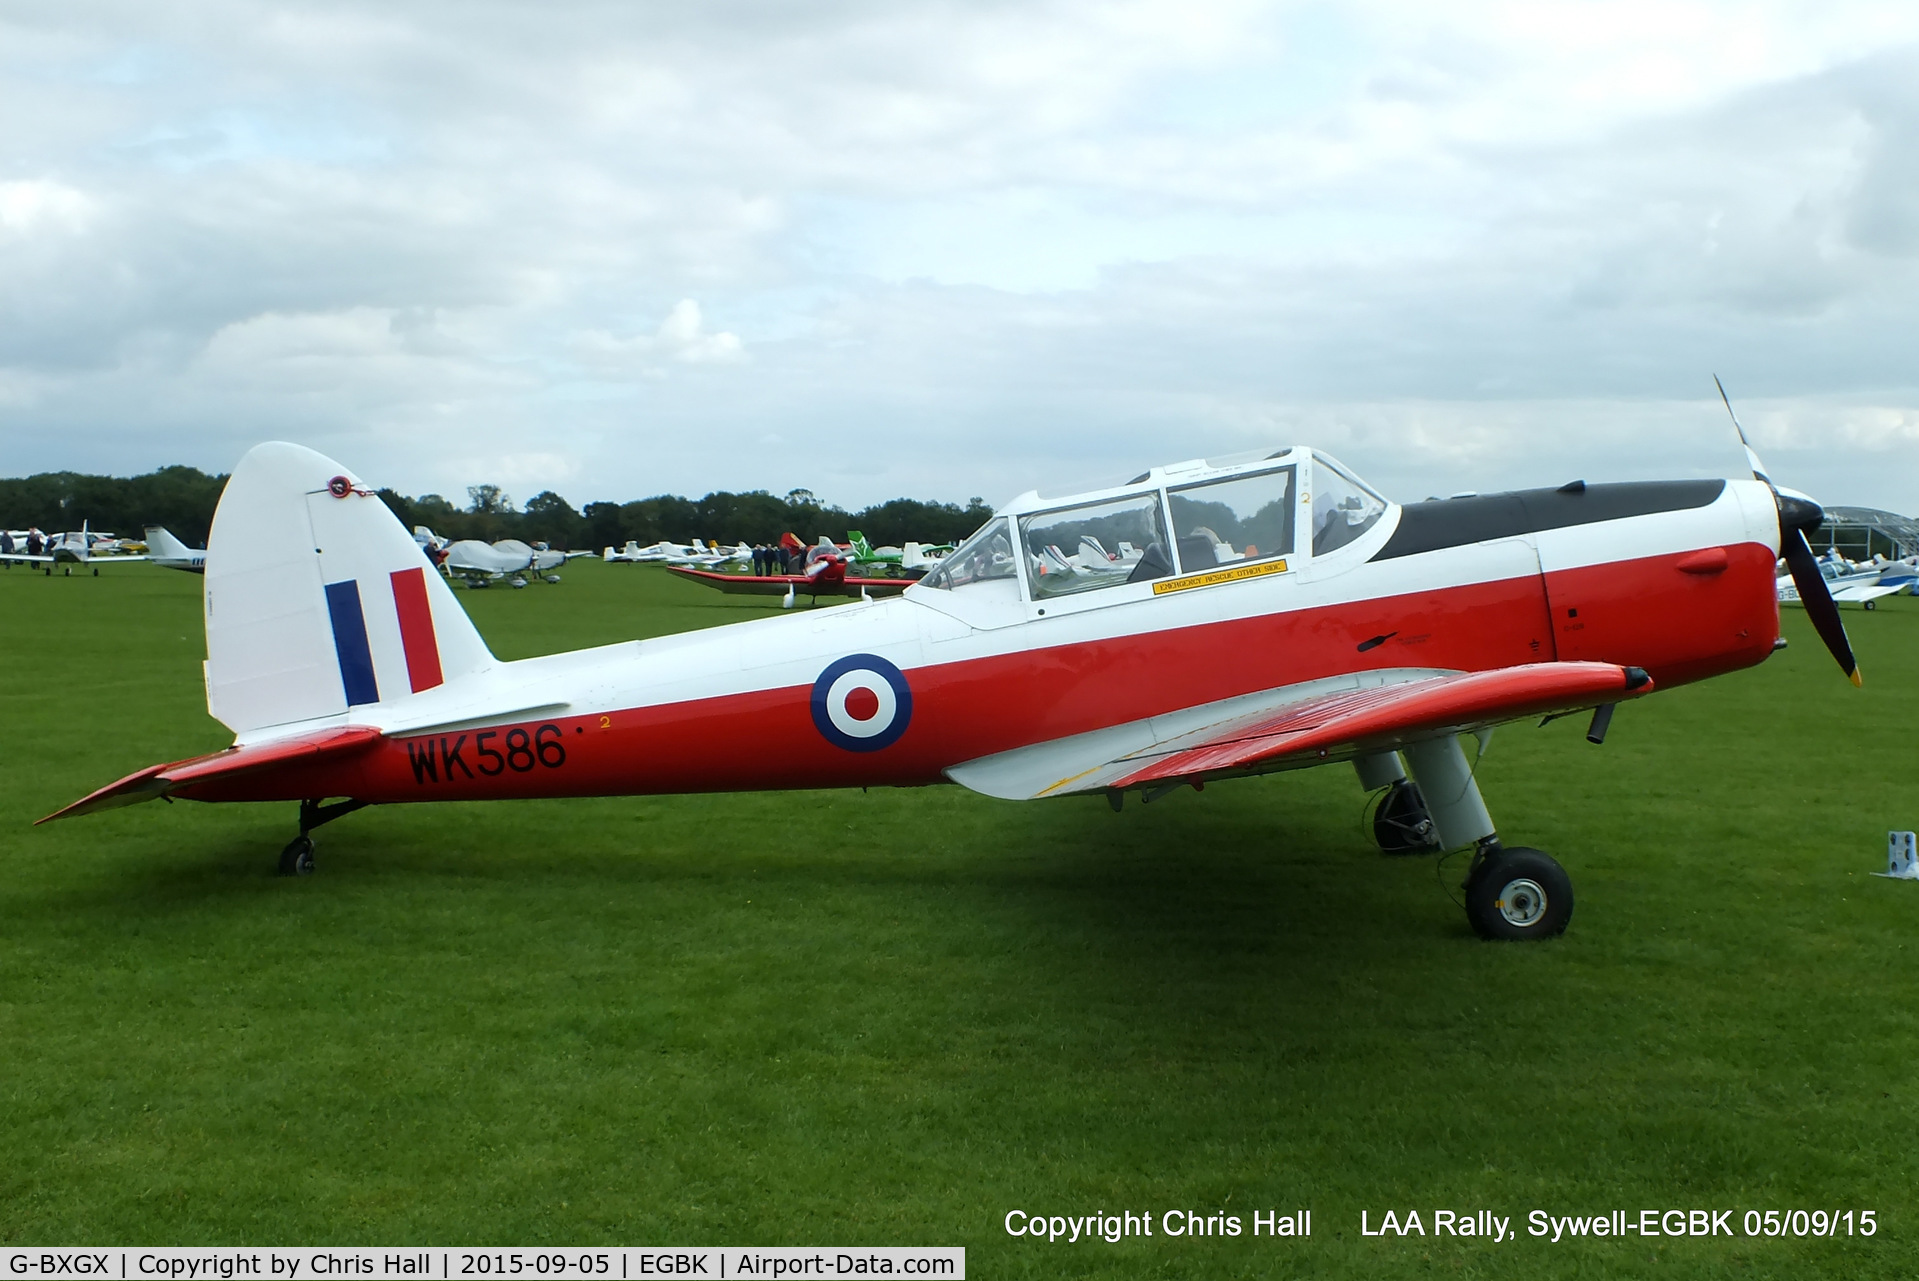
top-left (181, 477), bottom-right (1781, 806)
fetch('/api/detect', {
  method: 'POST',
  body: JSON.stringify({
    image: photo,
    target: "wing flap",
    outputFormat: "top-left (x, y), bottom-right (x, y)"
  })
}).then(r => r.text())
top-left (37, 725), bottom-right (384, 824)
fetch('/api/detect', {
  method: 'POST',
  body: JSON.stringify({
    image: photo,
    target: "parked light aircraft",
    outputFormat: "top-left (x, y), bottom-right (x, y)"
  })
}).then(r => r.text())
top-left (603, 539), bottom-right (684, 563)
top-left (672, 540), bottom-right (754, 568)
top-left (1, 522), bottom-right (148, 574)
top-left (143, 526), bottom-right (208, 573)
top-left (848, 532), bottom-right (955, 579)
top-left (45, 400), bottom-right (1860, 941)
top-left (1776, 550), bottom-right (1914, 610)
top-left (443, 539), bottom-right (589, 588)
top-left (668, 548), bottom-right (914, 603)
top-left (602, 539), bottom-right (747, 566)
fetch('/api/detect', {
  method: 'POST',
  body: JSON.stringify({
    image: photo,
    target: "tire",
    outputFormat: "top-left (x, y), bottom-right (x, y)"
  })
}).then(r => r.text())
top-left (1464, 846), bottom-right (1571, 940)
top-left (278, 836), bottom-right (315, 877)
top-left (1373, 779), bottom-right (1438, 854)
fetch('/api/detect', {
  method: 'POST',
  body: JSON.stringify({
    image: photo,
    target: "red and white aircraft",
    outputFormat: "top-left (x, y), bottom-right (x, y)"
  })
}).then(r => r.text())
top-left (44, 420), bottom-right (1858, 940)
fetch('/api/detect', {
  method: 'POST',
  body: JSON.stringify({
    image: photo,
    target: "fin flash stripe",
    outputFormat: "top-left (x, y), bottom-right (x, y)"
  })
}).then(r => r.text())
top-left (390, 567), bottom-right (444, 693)
top-left (323, 579), bottom-right (380, 707)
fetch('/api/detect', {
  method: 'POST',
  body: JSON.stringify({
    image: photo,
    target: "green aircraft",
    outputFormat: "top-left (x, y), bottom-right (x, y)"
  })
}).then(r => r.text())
top-left (847, 531), bottom-right (954, 578)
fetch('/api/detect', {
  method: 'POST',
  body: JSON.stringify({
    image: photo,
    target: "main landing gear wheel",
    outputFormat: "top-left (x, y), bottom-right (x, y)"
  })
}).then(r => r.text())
top-left (278, 835), bottom-right (315, 877)
top-left (1464, 845), bottom-right (1573, 940)
top-left (276, 798), bottom-right (367, 876)
top-left (1373, 779), bottom-right (1438, 855)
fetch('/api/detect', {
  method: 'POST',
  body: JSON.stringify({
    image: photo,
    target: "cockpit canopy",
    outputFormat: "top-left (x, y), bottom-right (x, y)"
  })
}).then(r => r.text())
top-left (917, 448), bottom-right (1389, 600)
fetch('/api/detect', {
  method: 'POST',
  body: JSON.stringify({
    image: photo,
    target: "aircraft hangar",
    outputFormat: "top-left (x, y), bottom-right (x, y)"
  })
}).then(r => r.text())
top-left (1816, 506), bottom-right (1919, 561)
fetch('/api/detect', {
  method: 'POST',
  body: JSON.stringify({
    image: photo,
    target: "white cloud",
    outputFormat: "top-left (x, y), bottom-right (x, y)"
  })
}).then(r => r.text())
top-left (1, 2), bottom-right (1918, 518)
top-left (653, 299), bottom-right (744, 364)
top-left (573, 299), bottom-right (744, 377)
top-left (0, 179), bottom-right (95, 234)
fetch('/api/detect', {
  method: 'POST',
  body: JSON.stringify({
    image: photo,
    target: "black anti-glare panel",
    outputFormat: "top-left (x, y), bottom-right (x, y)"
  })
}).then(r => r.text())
top-left (1369, 480), bottom-right (1729, 561)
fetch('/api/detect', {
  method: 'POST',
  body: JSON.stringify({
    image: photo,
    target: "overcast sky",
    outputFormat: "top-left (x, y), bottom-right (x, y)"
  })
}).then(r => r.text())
top-left (5, 0), bottom-right (1919, 515)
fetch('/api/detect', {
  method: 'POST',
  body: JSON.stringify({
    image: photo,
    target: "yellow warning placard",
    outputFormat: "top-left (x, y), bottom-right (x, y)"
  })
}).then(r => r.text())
top-left (1152, 557), bottom-right (1289, 595)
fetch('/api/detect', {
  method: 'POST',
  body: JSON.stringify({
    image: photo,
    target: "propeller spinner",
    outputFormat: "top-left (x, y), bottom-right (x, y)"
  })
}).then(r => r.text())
top-left (1714, 375), bottom-right (1861, 687)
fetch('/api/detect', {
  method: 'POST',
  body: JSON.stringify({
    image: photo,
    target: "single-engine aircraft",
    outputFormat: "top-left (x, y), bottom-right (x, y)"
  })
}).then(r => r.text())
top-left (1776, 551), bottom-right (1910, 610)
top-left (43, 393), bottom-right (1861, 941)
top-left (442, 539), bottom-right (589, 588)
top-left (847, 532), bottom-right (955, 580)
top-left (1, 521), bottom-right (148, 574)
top-left (667, 555), bottom-right (914, 603)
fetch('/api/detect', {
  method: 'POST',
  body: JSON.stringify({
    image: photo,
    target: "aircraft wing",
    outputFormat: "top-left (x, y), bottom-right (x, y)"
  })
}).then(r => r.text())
top-left (946, 662), bottom-right (1652, 801)
top-left (37, 726), bottom-right (384, 823)
top-left (1830, 581), bottom-right (1906, 603)
top-left (0, 553), bottom-right (53, 563)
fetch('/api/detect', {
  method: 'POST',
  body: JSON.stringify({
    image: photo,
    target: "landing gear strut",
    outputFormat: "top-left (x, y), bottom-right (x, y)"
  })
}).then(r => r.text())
top-left (278, 797), bottom-right (368, 876)
top-left (1353, 739), bottom-right (1575, 940)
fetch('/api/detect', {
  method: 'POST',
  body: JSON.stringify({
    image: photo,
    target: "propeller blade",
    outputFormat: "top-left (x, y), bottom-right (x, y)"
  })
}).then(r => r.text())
top-left (1714, 374), bottom-right (1861, 685)
top-left (1715, 373), bottom-right (1775, 486)
top-left (1781, 526), bottom-right (1862, 686)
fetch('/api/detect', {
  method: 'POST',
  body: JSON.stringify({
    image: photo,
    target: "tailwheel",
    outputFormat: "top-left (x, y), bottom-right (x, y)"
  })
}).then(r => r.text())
top-left (1463, 843), bottom-right (1572, 940)
top-left (1373, 779), bottom-right (1438, 855)
top-left (278, 835), bottom-right (316, 877)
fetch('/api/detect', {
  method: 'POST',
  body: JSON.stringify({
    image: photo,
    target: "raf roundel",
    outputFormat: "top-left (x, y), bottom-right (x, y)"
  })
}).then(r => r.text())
top-left (811, 654), bottom-right (913, 752)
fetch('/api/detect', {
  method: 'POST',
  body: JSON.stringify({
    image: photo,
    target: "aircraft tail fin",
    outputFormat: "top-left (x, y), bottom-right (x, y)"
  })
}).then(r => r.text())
top-left (848, 531), bottom-right (872, 558)
top-left (204, 442), bottom-right (495, 737)
top-left (143, 525), bottom-right (196, 558)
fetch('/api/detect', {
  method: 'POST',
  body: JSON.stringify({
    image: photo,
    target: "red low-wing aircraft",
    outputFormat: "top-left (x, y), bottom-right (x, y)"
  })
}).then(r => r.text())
top-left (44, 406), bottom-right (1858, 940)
top-left (665, 561), bottom-right (912, 604)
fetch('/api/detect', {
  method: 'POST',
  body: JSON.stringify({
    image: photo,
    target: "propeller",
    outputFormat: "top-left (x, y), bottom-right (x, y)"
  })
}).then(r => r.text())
top-left (1714, 375), bottom-right (1861, 687)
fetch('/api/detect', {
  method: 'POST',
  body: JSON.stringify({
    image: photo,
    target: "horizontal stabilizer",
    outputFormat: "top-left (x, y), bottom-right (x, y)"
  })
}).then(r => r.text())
top-left (948, 662), bottom-right (1652, 801)
top-left (38, 726), bottom-right (383, 824)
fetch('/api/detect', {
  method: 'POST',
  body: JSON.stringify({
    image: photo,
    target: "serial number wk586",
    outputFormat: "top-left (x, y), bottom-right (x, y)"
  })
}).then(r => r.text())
top-left (406, 723), bottom-right (569, 785)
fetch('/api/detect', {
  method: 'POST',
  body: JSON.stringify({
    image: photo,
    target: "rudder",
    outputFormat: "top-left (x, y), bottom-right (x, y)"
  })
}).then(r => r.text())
top-left (204, 442), bottom-right (494, 737)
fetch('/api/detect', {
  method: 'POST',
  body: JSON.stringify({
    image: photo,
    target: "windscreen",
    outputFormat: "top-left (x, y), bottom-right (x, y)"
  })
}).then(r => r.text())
top-left (1167, 466), bottom-right (1295, 572)
top-left (919, 518), bottom-right (1018, 591)
top-left (1311, 453), bottom-right (1387, 555)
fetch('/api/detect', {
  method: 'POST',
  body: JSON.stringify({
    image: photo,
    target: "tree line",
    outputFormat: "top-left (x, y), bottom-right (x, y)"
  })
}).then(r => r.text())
top-left (0, 466), bottom-right (994, 552)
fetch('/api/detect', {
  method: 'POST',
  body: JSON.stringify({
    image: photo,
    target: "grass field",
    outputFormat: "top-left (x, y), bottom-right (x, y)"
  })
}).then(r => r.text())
top-left (3, 556), bottom-right (1917, 1277)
